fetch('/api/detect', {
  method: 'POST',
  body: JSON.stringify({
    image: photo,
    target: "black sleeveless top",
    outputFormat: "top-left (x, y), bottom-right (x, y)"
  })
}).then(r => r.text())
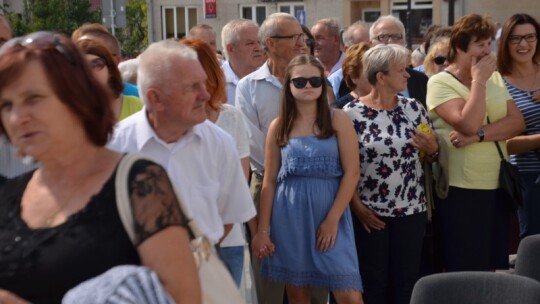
top-left (0, 159), bottom-right (188, 303)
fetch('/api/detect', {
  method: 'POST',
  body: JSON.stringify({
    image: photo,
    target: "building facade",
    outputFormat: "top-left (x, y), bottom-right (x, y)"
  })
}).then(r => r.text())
top-left (147, 0), bottom-right (539, 52)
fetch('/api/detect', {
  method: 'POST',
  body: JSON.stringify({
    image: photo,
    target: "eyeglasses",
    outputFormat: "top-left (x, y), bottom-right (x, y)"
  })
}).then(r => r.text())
top-left (0, 31), bottom-right (75, 64)
top-left (373, 33), bottom-right (404, 42)
top-left (508, 33), bottom-right (538, 44)
top-left (290, 77), bottom-right (323, 89)
top-left (433, 55), bottom-right (447, 65)
top-left (270, 33), bottom-right (305, 43)
top-left (89, 57), bottom-right (106, 71)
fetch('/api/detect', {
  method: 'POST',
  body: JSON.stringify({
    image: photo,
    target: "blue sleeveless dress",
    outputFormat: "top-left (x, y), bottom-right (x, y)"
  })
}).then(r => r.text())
top-left (261, 135), bottom-right (363, 291)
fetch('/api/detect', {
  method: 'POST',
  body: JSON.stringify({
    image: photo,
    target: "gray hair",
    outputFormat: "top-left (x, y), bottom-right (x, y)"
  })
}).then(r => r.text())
top-left (314, 18), bottom-right (341, 37)
top-left (188, 24), bottom-right (215, 38)
top-left (342, 20), bottom-right (369, 47)
top-left (369, 15), bottom-right (406, 41)
top-left (363, 44), bottom-right (410, 85)
top-left (118, 58), bottom-right (139, 85)
top-left (137, 41), bottom-right (198, 106)
top-left (221, 19), bottom-right (259, 58)
top-left (259, 12), bottom-right (297, 50)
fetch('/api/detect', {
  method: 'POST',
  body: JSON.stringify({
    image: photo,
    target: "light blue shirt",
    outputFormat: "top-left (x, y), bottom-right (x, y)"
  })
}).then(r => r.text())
top-left (222, 61), bottom-right (240, 106)
top-left (235, 62), bottom-right (282, 174)
top-left (327, 68), bottom-right (343, 99)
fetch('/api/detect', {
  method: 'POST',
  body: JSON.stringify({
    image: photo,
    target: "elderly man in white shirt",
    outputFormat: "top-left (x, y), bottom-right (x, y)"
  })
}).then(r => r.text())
top-left (109, 41), bottom-right (256, 245)
top-left (221, 19), bottom-right (266, 106)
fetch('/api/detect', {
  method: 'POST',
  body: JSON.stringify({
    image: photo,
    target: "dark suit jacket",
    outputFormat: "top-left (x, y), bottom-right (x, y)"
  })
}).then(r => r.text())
top-left (406, 67), bottom-right (429, 108)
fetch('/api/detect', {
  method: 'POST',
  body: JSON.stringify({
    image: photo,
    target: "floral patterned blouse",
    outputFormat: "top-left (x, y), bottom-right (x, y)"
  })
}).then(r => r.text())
top-left (344, 96), bottom-right (429, 217)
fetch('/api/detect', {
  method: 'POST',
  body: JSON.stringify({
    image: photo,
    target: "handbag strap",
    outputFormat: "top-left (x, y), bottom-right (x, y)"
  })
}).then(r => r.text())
top-left (115, 153), bottom-right (202, 244)
top-left (486, 116), bottom-right (505, 161)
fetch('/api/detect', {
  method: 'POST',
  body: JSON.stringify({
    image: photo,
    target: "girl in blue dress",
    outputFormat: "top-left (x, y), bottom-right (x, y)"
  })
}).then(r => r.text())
top-left (251, 55), bottom-right (364, 303)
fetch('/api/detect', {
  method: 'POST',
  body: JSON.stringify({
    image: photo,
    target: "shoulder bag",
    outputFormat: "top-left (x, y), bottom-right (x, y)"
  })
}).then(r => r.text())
top-left (115, 153), bottom-right (245, 304)
top-left (488, 118), bottom-right (524, 211)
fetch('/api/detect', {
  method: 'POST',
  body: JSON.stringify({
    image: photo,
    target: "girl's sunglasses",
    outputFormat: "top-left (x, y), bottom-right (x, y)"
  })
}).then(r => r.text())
top-left (433, 55), bottom-right (447, 65)
top-left (291, 76), bottom-right (323, 89)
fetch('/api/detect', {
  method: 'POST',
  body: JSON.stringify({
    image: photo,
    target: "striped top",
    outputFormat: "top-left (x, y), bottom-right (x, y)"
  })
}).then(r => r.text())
top-left (503, 79), bottom-right (540, 172)
top-left (0, 135), bottom-right (40, 178)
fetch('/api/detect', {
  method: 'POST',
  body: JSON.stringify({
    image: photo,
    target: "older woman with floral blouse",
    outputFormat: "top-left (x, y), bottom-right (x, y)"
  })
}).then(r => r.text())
top-left (344, 44), bottom-right (438, 304)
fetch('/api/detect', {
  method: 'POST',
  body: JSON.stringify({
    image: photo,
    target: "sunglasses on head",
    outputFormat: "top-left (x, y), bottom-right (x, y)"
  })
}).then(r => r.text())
top-left (0, 31), bottom-right (75, 64)
top-left (290, 77), bottom-right (323, 89)
top-left (433, 55), bottom-right (447, 65)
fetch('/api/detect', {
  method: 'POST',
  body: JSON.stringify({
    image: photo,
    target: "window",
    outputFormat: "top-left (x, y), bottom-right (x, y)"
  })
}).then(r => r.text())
top-left (391, 0), bottom-right (432, 45)
top-left (162, 6), bottom-right (197, 40)
top-left (363, 9), bottom-right (381, 23)
top-left (240, 5), bottom-right (267, 26)
top-left (278, 3), bottom-right (305, 19)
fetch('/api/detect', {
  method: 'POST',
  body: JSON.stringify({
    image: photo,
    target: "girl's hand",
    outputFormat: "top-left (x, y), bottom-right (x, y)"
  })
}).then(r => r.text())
top-left (0, 289), bottom-right (30, 304)
top-left (449, 130), bottom-right (477, 148)
top-left (353, 202), bottom-right (385, 233)
top-left (251, 232), bottom-right (275, 260)
top-left (316, 217), bottom-right (339, 252)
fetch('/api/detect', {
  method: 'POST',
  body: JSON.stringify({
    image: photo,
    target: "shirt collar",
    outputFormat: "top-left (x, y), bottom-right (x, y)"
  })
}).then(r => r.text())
top-left (251, 61), bottom-right (282, 88)
top-left (134, 109), bottom-right (204, 151)
top-left (222, 61), bottom-right (240, 86)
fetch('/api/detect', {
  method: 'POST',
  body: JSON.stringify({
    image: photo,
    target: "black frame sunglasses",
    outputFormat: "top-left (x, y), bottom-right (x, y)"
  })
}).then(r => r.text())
top-left (291, 77), bottom-right (323, 89)
top-left (433, 55), bottom-right (447, 65)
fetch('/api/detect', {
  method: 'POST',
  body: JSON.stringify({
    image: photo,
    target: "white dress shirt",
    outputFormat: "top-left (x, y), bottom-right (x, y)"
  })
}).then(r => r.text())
top-left (222, 61), bottom-right (240, 106)
top-left (0, 135), bottom-right (40, 178)
top-left (235, 62), bottom-right (282, 175)
top-left (108, 110), bottom-right (256, 243)
top-left (215, 104), bottom-right (251, 247)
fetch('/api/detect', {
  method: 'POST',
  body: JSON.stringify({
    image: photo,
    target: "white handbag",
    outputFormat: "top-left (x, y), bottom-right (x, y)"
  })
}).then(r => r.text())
top-left (115, 153), bottom-right (245, 304)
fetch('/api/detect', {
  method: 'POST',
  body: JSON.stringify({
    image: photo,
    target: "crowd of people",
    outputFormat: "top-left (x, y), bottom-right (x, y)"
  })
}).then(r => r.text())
top-left (0, 9), bottom-right (538, 304)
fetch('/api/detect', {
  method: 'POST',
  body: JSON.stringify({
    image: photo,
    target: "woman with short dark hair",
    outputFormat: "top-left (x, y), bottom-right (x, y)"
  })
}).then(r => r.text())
top-left (427, 14), bottom-right (525, 271)
top-left (0, 32), bottom-right (201, 303)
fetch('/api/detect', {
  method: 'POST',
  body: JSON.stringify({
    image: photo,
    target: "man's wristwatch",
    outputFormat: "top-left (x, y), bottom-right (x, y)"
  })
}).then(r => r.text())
top-left (477, 128), bottom-right (485, 142)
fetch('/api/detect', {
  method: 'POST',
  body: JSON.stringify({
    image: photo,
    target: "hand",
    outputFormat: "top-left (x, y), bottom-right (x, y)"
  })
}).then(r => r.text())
top-left (251, 232), bottom-right (275, 260)
top-left (471, 54), bottom-right (496, 84)
top-left (449, 130), bottom-right (477, 148)
top-left (316, 217), bottom-right (339, 253)
top-left (409, 128), bottom-right (438, 155)
top-left (353, 203), bottom-right (385, 233)
top-left (0, 289), bottom-right (30, 304)
top-left (532, 90), bottom-right (540, 103)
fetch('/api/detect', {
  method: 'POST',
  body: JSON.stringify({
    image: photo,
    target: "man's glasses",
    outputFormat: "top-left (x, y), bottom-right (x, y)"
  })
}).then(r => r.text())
top-left (373, 34), bottom-right (404, 43)
top-left (433, 55), bottom-right (447, 65)
top-left (89, 57), bottom-right (106, 71)
top-left (0, 31), bottom-right (75, 64)
top-left (270, 33), bottom-right (306, 43)
top-left (291, 77), bottom-right (323, 89)
top-left (508, 33), bottom-right (538, 44)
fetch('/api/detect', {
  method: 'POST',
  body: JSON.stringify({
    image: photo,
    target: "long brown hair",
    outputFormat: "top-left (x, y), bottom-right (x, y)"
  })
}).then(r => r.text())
top-left (276, 54), bottom-right (334, 146)
top-left (497, 13), bottom-right (540, 76)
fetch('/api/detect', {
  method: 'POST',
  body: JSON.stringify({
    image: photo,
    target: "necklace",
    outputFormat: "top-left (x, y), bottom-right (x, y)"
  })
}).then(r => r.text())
top-left (31, 170), bottom-right (84, 228)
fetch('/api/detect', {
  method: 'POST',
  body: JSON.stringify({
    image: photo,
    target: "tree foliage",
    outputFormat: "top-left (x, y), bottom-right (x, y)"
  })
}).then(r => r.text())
top-left (2, 0), bottom-right (101, 36)
top-left (116, 0), bottom-right (148, 57)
